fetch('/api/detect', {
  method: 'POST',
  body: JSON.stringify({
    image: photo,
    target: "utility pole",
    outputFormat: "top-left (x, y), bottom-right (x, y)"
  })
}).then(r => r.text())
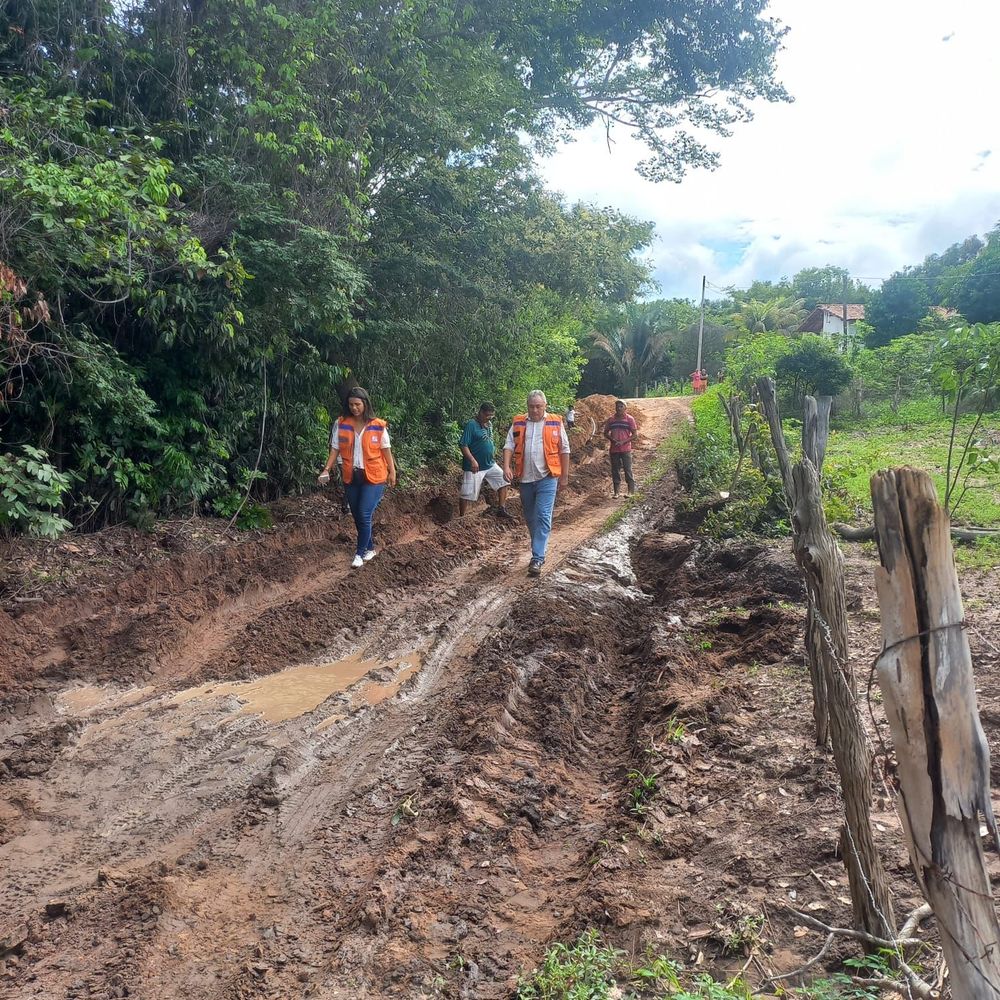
top-left (696, 275), bottom-right (706, 372)
top-left (842, 274), bottom-right (849, 350)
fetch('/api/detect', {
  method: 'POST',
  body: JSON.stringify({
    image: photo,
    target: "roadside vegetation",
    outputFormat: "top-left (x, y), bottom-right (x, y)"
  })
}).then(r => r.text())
top-left (0, 0), bottom-right (789, 535)
top-left (515, 929), bottom-right (897, 1000)
top-left (674, 315), bottom-right (999, 565)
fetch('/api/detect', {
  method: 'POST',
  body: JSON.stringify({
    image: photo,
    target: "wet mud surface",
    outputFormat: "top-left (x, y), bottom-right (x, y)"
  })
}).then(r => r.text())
top-left (2, 395), bottom-right (1000, 998)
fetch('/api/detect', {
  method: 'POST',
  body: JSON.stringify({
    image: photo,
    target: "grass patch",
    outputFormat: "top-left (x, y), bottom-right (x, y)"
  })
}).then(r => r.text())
top-left (821, 411), bottom-right (1000, 528)
top-left (514, 930), bottom-right (886, 999)
top-left (954, 535), bottom-right (1000, 571)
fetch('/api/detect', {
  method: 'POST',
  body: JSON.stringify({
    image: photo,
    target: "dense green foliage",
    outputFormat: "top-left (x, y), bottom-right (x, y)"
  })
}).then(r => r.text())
top-left (0, 0), bottom-right (789, 530)
top-left (774, 335), bottom-right (852, 400)
top-left (865, 226), bottom-right (1000, 345)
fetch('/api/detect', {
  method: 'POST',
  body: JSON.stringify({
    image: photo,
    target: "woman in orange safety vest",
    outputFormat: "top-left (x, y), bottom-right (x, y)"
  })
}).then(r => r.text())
top-left (318, 387), bottom-right (397, 569)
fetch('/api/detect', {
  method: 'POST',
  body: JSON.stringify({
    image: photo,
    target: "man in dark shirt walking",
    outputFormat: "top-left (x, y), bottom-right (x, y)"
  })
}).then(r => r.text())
top-left (603, 399), bottom-right (638, 498)
top-left (459, 402), bottom-right (512, 517)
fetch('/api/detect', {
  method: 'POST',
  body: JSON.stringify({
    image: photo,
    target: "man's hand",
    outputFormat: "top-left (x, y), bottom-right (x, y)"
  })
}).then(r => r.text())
top-left (469, 459), bottom-right (480, 473)
top-left (318, 471), bottom-right (331, 485)
top-left (503, 464), bottom-right (515, 484)
top-left (387, 470), bottom-right (397, 488)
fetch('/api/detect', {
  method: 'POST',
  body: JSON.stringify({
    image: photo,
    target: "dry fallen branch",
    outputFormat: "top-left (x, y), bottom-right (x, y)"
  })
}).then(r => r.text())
top-left (833, 521), bottom-right (1000, 543)
top-left (770, 904), bottom-right (937, 998)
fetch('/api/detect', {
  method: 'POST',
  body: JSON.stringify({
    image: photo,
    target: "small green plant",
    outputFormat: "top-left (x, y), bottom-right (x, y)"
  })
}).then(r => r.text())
top-left (212, 490), bottom-right (274, 531)
top-left (663, 716), bottom-right (687, 744)
top-left (792, 973), bottom-right (878, 1000)
top-left (699, 638), bottom-right (714, 651)
top-left (516, 929), bottom-right (621, 999)
top-left (519, 931), bottom-right (758, 1000)
top-left (627, 769), bottom-right (658, 816)
top-left (720, 912), bottom-right (763, 956)
top-left (0, 445), bottom-right (72, 539)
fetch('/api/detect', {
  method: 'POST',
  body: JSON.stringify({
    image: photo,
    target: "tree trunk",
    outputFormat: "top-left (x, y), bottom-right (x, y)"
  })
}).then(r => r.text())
top-left (872, 468), bottom-right (1000, 996)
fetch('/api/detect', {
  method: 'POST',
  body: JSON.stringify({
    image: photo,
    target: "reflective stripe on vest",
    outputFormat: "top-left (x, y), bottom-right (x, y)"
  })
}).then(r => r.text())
top-left (511, 413), bottom-right (563, 478)
top-left (338, 419), bottom-right (388, 484)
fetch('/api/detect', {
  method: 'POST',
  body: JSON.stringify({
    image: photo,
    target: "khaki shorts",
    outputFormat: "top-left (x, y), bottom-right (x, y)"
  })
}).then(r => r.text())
top-left (460, 463), bottom-right (508, 501)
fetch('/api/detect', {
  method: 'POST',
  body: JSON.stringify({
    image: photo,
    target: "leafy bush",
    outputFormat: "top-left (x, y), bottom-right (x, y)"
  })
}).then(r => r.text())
top-left (724, 333), bottom-right (794, 393)
top-left (678, 387), bottom-right (786, 537)
top-left (774, 335), bottom-right (852, 402)
top-left (0, 446), bottom-right (72, 539)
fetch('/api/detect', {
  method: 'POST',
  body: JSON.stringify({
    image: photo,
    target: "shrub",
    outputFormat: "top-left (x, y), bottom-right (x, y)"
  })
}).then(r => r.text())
top-left (0, 446), bottom-right (72, 538)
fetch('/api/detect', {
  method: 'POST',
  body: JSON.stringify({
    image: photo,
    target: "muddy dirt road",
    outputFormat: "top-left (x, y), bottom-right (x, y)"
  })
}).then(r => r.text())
top-left (11, 393), bottom-right (995, 999)
top-left (2, 399), bottom-right (711, 999)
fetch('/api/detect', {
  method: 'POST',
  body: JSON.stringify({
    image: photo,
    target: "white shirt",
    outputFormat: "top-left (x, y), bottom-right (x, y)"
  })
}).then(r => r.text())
top-left (504, 414), bottom-right (570, 483)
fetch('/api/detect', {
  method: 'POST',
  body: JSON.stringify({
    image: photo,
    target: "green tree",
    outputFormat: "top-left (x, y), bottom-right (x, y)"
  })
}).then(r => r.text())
top-left (734, 295), bottom-right (805, 334)
top-left (592, 304), bottom-right (671, 397)
top-left (929, 323), bottom-right (1000, 518)
top-left (865, 271), bottom-right (932, 345)
top-left (790, 266), bottom-right (872, 311)
top-left (774, 335), bottom-right (852, 404)
top-left (950, 237), bottom-right (1000, 324)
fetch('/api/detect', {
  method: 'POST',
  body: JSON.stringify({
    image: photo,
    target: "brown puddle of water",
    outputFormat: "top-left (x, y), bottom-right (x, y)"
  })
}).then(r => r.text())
top-left (59, 684), bottom-right (156, 717)
top-left (313, 654), bottom-right (422, 730)
top-left (176, 650), bottom-right (424, 724)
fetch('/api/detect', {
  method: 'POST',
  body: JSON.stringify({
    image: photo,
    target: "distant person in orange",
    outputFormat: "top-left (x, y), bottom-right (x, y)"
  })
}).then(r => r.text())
top-left (603, 399), bottom-right (637, 498)
top-left (319, 387), bottom-right (397, 569)
top-left (690, 370), bottom-right (705, 395)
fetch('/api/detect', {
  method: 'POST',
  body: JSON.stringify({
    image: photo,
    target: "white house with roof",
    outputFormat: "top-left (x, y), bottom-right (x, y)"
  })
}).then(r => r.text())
top-left (797, 304), bottom-right (865, 344)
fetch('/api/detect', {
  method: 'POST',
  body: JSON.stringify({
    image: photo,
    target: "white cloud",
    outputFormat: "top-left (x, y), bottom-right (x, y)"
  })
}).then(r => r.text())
top-left (538, 0), bottom-right (1000, 300)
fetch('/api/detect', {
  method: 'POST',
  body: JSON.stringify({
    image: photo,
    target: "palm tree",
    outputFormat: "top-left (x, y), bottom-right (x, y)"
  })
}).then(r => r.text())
top-left (735, 295), bottom-right (806, 334)
top-left (592, 304), bottom-right (670, 397)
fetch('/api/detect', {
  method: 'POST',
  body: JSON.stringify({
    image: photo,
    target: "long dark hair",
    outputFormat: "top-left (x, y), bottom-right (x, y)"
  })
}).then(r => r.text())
top-left (341, 387), bottom-right (376, 421)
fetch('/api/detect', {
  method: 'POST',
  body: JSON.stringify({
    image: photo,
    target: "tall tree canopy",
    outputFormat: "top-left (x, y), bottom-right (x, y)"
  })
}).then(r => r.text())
top-left (0, 0), bottom-right (788, 529)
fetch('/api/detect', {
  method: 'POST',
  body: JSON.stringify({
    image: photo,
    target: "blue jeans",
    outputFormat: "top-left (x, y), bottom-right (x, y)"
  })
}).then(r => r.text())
top-left (519, 475), bottom-right (558, 562)
top-left (345, 475), bottom-right (385, 556)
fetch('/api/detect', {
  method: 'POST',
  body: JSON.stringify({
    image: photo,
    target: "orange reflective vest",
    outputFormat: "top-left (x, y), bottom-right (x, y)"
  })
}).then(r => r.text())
top-left (510, 414), bottom-right (564, 479)
top-left (337, 418), bottom-right (389, 484)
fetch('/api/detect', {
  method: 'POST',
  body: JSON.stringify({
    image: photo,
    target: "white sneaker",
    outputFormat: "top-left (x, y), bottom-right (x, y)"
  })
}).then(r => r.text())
top-left (351, 555), bottom-right (364, 569)
top-left (363, 549), bottom-right (377, 562)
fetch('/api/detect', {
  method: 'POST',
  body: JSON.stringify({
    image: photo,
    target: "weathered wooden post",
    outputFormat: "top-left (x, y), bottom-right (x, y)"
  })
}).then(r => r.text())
top-left (757, 379), bottom-right (829, 747)
top-left (872, 467), bottom-right (1000, 996)
top-left (757, 377), bottom-right (894, 940)
top-left (791, 459), bottom-right (895, 940)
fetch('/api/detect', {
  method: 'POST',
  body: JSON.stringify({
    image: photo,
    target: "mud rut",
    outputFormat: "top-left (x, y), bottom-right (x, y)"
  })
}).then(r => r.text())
top-left (0, 398), bottom-right (830, 1000)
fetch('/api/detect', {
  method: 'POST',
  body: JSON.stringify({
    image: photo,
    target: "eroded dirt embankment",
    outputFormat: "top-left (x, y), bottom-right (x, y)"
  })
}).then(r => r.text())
top-left (8, 395), bottom-right (998, 999)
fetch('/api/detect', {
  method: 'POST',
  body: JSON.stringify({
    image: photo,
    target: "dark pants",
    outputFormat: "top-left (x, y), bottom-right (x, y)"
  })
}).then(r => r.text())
top-left (610, 451), bottom-right (635, 493)
top-left (345, 473), bottom-right (385, 556)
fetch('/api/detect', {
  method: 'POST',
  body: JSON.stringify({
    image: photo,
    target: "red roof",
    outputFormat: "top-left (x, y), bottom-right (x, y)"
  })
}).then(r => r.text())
top-left (816, 304), bottom-right (865, 320)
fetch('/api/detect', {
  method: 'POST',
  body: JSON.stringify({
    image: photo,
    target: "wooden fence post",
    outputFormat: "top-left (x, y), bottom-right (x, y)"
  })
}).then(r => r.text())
top-left (872, 467), bottom-right (1000, 995)
top-left (802, 395), bottom-right (832, 472)
top-left (757, 379), bottom-right (829, 747)
top-left (792, 460), bottom-right (895, 940)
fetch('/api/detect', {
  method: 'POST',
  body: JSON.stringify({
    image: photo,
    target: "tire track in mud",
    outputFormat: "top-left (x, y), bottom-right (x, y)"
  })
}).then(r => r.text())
top-left (0, 398), bottom-right (693, 1000)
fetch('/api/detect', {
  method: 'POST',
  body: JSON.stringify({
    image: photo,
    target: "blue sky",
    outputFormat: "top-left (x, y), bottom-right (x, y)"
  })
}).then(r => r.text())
top-left (538, 0), bottom-right (1000, 301)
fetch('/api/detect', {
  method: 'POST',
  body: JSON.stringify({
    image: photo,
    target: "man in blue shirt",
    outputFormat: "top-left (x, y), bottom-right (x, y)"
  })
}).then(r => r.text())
top-left (459, 402), bottom-right (512, 518)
